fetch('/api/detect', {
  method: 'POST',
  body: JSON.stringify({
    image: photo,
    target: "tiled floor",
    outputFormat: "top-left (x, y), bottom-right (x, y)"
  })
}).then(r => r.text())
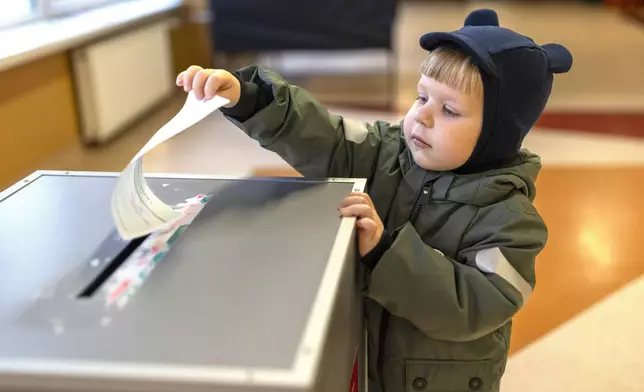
top-left (523, 127), bottom-right (644, 166)
top-left (511, 165), bottom-right (644, 353)
top-left (16, 1), bottom-right (644, 390)
top-left (502, 274), bottom-right (644, 392)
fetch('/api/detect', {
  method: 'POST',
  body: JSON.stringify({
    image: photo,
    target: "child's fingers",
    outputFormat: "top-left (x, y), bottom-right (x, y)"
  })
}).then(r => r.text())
top-left (182, 65), bottom-right (203, 91)
top-left (339, 204), bottom-right (374, 220)
top-left (348, 192), bottom-right (375, 207)
top-left (176, 71), bottom-right (185, 86)
top-left (356, 217), bottom-right (378, 233)
top-left (339, 195), bottom-right (369, 209)
top-left (191, 69), bottom-right (214, 100)
top-left (203, 72), bottom-right (225, 100)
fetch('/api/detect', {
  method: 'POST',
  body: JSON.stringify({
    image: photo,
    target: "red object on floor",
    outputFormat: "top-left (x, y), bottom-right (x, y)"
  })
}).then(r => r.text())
top-left (536, 112), bottom-right (644, 139)
top-left (349, 349), bottom-right (359, 392)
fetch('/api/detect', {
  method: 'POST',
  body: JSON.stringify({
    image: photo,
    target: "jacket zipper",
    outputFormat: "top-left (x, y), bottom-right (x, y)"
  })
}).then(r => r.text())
top-left (409, 185), bottom-right (432, 223)
top-left (376, 183), bottom-right (431, 379)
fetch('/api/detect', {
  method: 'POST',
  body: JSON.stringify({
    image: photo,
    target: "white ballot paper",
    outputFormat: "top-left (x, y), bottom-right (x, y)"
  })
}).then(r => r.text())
top-left (111, 92), bottom-right (230, 240)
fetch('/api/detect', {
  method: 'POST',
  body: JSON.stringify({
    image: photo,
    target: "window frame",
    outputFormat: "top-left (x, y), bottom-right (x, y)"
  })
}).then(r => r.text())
top-left (0, 0), bottom-right (127, 29)
top-left (0, 0), bottom-right (43, 29)
top-left (42, 0), bottom-right (127, 18)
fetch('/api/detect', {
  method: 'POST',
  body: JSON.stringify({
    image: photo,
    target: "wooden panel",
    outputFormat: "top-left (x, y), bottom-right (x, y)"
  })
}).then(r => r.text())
top-left (0, 53), bottom-right (79, 191)
top-left (169, 4), bottom-right (214, 76)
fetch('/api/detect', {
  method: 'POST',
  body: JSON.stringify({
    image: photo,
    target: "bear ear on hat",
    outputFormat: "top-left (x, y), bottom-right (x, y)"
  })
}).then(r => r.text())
top-left (542, 43), bottom-right (573, 73)
top-left (464, 9), bottom-right (500, 27)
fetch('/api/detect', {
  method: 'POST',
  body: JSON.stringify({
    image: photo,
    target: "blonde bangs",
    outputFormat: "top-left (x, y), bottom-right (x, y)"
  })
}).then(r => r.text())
top-left (420, 46), bottom-right (483, 97)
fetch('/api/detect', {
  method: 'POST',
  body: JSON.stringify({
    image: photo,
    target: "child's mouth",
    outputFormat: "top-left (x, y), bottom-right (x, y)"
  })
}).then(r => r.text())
top-left (412, 136), bottom-right (431, 149)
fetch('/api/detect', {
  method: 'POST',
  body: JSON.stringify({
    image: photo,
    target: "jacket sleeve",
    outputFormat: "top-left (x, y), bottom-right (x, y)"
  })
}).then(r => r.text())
top-left (365, 197), bottom-right (547, 342)
top-left (220, 65), bottom-right (402, 181)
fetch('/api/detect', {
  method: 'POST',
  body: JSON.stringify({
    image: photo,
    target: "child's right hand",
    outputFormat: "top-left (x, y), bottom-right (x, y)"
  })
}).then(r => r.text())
top-left (176, 66), bottom-right (241, 107)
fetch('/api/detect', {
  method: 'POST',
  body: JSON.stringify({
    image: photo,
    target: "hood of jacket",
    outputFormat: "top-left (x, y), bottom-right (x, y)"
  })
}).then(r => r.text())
top-left (402, 148), bottom-right (542, 207)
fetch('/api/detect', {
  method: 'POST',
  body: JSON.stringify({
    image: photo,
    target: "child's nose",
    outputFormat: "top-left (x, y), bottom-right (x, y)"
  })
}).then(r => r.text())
top-left (415, 104), bottom-right (435, 128)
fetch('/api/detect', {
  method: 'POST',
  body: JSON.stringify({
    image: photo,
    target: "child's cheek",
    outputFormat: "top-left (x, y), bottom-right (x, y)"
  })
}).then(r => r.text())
top-left (402, 115), bottom-right (414, 139)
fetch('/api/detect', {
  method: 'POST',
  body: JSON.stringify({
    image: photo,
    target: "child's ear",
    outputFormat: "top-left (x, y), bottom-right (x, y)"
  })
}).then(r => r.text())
top-left (541, 43), bottom-right (573, 74)
top-left (464, 9), bottom-right (500, 27)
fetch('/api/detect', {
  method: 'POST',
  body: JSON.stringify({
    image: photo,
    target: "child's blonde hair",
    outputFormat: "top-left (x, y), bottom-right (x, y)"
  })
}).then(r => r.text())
top-left (420, 46), bottom-right (483, 98)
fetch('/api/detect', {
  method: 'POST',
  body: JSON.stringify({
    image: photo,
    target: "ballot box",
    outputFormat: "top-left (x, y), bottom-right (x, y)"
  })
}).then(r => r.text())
top-left (0, 171), bottom-right (367, 392)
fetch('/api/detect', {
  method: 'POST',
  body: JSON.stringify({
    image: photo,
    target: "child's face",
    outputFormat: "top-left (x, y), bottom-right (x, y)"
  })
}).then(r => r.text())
top-left (403, 74), bottom-right (483, 171)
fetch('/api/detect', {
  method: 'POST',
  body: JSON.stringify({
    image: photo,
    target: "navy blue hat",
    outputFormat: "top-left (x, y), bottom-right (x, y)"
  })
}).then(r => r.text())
top-left (420, 9), bottom-right (573, 173)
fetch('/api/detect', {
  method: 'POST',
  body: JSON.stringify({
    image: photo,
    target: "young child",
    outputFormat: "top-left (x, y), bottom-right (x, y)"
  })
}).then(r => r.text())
top-left (177, 9), bottom-right (572, 392)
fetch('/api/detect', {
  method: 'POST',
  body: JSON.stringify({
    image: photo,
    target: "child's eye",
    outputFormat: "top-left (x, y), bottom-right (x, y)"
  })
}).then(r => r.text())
top-left (443, 106), bottom-right (460, 118)
top-left (416, 96), bottom-right (427, 104)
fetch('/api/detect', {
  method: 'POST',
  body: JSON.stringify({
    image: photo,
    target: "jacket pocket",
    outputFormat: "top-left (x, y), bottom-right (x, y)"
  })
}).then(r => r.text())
top-left (405, 359), bottom-right (500, 392)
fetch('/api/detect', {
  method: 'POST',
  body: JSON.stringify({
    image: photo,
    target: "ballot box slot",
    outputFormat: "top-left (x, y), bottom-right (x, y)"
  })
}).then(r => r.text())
top-left (77, 234), bottom-right (150, 298)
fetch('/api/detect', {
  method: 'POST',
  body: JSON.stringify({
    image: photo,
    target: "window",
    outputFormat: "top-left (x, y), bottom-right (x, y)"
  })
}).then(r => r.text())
top-left (0, 0), bottom-right (126, 29)
top-left (0, 1), bottom-right (39, 27)
top-left (45, 0), bottom-right (125, 17)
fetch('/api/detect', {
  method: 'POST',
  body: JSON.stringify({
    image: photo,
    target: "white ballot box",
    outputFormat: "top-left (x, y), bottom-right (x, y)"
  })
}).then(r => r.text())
top-left (0, 171), bottom-right (367, 392)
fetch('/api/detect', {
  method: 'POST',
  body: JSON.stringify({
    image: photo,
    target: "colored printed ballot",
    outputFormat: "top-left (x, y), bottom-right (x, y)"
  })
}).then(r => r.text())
top-left (110, 92), bottom-right (229, 240)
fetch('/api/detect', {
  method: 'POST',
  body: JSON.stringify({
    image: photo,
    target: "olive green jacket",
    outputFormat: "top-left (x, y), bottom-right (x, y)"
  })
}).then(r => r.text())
top-left (222, 66), bottom-right (548, 392)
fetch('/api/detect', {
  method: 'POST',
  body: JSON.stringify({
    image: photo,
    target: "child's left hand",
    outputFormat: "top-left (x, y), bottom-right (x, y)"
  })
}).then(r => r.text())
top-left (338, 192), bottom-right (384, 257)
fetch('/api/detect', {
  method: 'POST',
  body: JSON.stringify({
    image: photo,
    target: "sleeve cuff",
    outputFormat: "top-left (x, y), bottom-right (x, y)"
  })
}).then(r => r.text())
top-left (220, 72), bottom-right (273, 122)
top-left (219, 73), bottom-right (260, 121)
top-left (361, 230), bottom-right (394, 270)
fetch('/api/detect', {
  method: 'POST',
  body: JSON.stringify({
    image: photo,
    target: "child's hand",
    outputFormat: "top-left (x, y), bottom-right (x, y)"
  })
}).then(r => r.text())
top-left (176, 66), bottom-right (241, 107)
top-left (339, 192), bottom-right (384, 257)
